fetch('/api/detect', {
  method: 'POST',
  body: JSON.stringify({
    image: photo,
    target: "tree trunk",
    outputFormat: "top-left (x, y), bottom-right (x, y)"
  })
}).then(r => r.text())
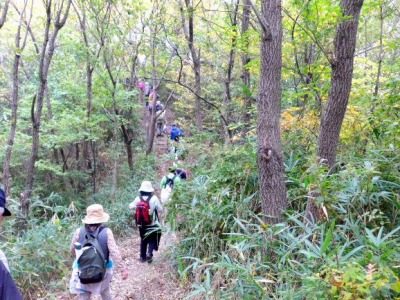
top-left (21, 0), bottom-right (72, 217)
top-left (3, 0), bottom-right (26, 196)
top-left (0, 0), bottom-right (9, 29)
top-left (258, 0), bottom-right (287, 224)
top-left (317, 0), bottom-right (364, 168)
top-left (223, 0), bottom-right (239, 144)
top-left (91, 141), bottom-right (97, 194)
top-left (111, 126), bottom-right (119, 202)
top-left (241, 0), bottom-right (252, 127)
top-left (180, 0), bottom-right (203, 131)
top-left (145, 27), bottom-right (159, 155)
top-left (306, 0), bottom-right (364, 221)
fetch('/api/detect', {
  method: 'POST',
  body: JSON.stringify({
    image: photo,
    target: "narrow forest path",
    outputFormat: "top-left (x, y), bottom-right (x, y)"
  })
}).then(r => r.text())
top-left (104, 126), bottom-right (188, 300)
top-left (54, 110), bottom-right (189, 300)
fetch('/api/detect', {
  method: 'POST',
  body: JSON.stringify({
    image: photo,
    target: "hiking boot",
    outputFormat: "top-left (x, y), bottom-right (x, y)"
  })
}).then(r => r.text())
top-left (139, 257), bottom-right (146, 263)
top-left (146, 255), bottom-right (153, 263)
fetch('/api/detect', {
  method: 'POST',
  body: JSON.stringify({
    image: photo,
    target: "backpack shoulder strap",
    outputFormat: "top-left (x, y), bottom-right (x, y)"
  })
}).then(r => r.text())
top-left (139, 195), bottom-right (152, 203)
top-left (84, 226), bottom-right (105, 239)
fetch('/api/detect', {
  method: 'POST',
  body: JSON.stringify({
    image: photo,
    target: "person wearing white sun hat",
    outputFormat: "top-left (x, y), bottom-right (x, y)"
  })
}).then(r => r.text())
top-left (69, 204), bottom-right (128, 300)
top-left (129, 181), bottom-right (163, 263)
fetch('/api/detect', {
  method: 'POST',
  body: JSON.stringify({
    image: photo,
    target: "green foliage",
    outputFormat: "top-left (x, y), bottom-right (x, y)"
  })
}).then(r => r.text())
top-left (1, 216), bottom-right (74, 298)
top-left (168, 139), bottom-right (400, 299)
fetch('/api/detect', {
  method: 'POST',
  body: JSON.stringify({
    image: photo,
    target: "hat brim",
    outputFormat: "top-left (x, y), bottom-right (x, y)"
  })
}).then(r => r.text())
top-left (82, 212), bottom-right (110, 224)
top-left (2, 207), bottom-right (11, 216)
top-left (139, 187), bottom-right (154, 193)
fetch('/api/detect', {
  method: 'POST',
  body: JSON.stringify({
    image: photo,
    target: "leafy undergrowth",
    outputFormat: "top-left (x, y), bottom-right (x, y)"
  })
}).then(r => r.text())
top-left (166, 142), bottom-right (400, 299)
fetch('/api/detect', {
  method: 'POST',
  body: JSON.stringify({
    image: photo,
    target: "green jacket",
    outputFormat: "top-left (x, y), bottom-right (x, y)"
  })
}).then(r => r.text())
top-left (160, 173), bottom-right (181, 189)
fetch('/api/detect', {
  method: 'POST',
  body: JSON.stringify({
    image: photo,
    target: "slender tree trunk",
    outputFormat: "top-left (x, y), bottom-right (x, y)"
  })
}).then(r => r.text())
top-left (258, 0), bottom-right (287, 224)
top-left (223, 0), bottom-right (239, 143)
top-left (21, 0), bottom-right (72, 217)
top-left (111, 125), bottom-right (119, 202)
top-left (306, 0), bottom-right (364, 221)
top-left (0, 0), bottom-right (9, 29)
top-left (73, 2), bottom-right (107, 185)
top-left (180, 0), bottom-right (203, 131)
top-left (3, 0), bottom-right (27, 196)
top-left (241, 0), bottom-right (252, 128)
top-left (91, 140), bottom-right (97, 194)
top-left (373, 4), bottom-right (384, 100)
top-left (145, 27), bottom-right (158, 155)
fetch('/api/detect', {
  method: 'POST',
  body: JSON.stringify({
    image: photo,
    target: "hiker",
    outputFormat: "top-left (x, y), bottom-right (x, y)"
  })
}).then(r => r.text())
top-left (0, 188), bottom-right (23, 300)
top-left (148, 89), bottom-right (159, 112)
top-left (69, 204), bottom-right (128, 299)
top-left (160, 165), bottom-right (181, 203)
top-left (144, 82), bottom-right (151, 97)
top-left (175, 167), bottom-right (187, 180)
top-left (155, 101), bottom-right (166, 137)
top-left (170, 124), bottom-right (184, 155)
top-left (129, 181), bottom-right (163, 263)
top-left (170, 124), bottom-right (184, 143)
top-left (137, 81), bottom-right (145, 92)
top-left (145, 83), bottom-right (151, 107)
top-left (163, 124), bottom-right (171, 136)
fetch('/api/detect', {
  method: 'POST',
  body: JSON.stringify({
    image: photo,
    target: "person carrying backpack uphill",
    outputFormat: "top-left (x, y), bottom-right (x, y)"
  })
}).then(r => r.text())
top-left (69, 204), bottom-right (128, 299)
top-left (170, 124), bottom-right (184, 142)
top-left (160, 165), bottom-right (181, 203)
top-left (129, 181), bottom-right (163, 263)
top-left (169, 124), bottom-right (184, 155)
top-left (155, 101), bottom-right (166, 137)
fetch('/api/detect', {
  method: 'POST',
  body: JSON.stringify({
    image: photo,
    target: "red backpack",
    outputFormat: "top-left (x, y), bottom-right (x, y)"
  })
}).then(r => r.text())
top-left (135, 196), bottom-right (152, 226)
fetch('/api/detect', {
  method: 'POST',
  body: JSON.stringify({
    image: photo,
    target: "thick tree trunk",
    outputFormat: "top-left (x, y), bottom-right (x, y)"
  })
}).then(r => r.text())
top-left (317, 0), bottom-right (364, 168)
top-left (258, 0), bottom-right (287, 224)
top-left (306, 0), bottom-right (364, 221)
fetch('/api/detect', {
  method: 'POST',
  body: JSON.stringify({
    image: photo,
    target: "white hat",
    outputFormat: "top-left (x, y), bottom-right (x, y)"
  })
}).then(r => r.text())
top-left (138, 181), bottom-right (154, 193)
top-left (82, 204), bottom-right (110, 224)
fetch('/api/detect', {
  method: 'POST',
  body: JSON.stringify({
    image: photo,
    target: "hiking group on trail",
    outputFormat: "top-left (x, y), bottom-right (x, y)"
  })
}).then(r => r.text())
top-left (66, 165), bottom-right (188, 299)
top-left (1, 146), bottom-right (189, 300)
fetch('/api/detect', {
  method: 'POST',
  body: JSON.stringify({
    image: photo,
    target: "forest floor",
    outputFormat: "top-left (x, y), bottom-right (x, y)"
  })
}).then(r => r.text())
top-left (53, 110), bottom-right (190, 299)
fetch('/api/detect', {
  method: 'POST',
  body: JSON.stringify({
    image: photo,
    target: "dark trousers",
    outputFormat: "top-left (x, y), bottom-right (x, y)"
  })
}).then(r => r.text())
top-left (139, 225), bottom-right (161, 259)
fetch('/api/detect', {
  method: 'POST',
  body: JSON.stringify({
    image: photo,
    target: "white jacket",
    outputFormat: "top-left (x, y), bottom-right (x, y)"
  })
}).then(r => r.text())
top-left (129, 195), bottom-right (163, 225)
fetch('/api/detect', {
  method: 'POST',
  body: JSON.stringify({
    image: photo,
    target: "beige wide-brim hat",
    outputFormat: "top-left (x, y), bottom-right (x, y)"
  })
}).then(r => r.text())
top-left (138, 181), bottom-right (154, 193)
top-left (82, 204), bottom-right (110, 224)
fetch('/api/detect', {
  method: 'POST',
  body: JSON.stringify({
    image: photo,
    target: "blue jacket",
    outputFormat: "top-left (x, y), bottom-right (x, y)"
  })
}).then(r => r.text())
top-left (0, 261), bottom-right (23, 300)
top-left (170, 127), bottom-right (183, 141)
